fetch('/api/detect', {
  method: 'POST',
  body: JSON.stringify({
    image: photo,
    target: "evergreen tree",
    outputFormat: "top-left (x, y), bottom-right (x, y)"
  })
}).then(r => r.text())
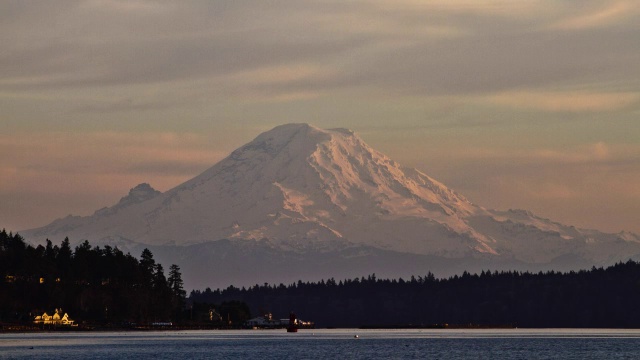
top-left (153, 264), bottom-right (168, 290)
top-left (168, 264), bottom-right (186, 300)
top-left (56, 237), bottom-right (72, 278)
top-left (152, 263), bottom-right (172, 321)
top-left (139, 248), bottom-right (156, 288)
top-left (168, 264), bottom-right (187, 321)
top-left (0, 232), bottom-right (190, 325)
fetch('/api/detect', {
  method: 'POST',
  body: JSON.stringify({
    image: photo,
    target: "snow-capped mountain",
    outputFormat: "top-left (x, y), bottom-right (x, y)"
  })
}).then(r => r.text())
top-left (21, 124), bottom-right (640, 289)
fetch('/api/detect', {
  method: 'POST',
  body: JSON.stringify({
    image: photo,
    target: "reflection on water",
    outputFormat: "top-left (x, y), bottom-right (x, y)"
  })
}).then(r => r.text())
top-left (2, 329), bottom-right (640, 359)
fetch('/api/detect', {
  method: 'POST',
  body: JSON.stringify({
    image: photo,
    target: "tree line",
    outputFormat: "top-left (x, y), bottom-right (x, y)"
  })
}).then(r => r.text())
top-left (191, 261), bottom-right (640, 328)
top-left (0, 229), bottom-right (187, 326)
top-left (6, 227), bottom-right (640, 328)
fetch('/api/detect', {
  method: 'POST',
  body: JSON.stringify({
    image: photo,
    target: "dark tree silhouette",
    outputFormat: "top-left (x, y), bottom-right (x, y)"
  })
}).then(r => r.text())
top-left (0, 230), bottom-right (190, 326)
top-left (190, 260), bottom-right (640, 328)
top-left (168, 264), bottom-right (187, 321)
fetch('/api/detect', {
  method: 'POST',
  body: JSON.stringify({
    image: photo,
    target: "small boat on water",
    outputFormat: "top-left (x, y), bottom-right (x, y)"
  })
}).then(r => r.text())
top-left (287, 312), bottom-right (298, 333)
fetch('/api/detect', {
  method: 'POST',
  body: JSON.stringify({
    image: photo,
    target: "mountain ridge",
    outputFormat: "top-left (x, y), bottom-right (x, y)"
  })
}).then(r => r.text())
top-left (21, 123), bottom-right (640, 288)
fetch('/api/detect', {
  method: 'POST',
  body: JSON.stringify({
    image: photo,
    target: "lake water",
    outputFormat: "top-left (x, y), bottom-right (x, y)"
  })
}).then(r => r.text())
top-left (2, 329), bottom-right (640, 359)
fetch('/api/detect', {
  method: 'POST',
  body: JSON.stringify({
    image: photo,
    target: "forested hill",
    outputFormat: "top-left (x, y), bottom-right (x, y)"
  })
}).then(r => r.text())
top-left (0, 229), bottom-right (186, 325)
top-left (5, 228), bottom-right (640, 329)
top-left (191, 261), bottom-right (640, 328)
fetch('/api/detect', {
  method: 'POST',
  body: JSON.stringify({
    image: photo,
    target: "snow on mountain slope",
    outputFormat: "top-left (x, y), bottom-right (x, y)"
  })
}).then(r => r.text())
top-left (22, 123), bottom-right (640, 267)
top-left (467, 209), bottom-right (640, 263)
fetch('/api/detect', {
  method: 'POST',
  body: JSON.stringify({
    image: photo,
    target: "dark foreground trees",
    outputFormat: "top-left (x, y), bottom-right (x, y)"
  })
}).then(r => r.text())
top-left (6, 227), bottom-right (640, 328)
top-left (191, 261), bottom-right (640, 328)
top-left (168, 264), bottom-right (187, 322)
top-left (0, 229), bottom-right (186, 325)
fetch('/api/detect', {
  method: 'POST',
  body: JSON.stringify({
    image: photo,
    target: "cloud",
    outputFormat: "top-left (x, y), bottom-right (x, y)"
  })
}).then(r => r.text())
top-left (448, 142), bottom-right (623, 165)
top-left (2, 0), bottom-right (639, 101)
top-left (411, 141), bottom-right (640, 233)
top-left (549, 1), bottom-right (637, 31)
top-left (0, 131), bottom-right (226, 190)
top-left (81, 0), bottom-right (171, 14)
top-left (0, 129), bottom-right (234, 230)
top-left (592, 142), bottom-right (610, 161)
top-left (484, 91), bottom-right (640, 112)
top-left (1, 1), bottom-right (640, 235)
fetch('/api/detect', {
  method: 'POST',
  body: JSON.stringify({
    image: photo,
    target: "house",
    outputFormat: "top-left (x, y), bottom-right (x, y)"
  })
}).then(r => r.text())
top-left (33, 308), bottom-right (76, 326)
top-left (245, 313), bottom-right (284, 328)
top-left (244, 312), bottom-right (314, 329)
top-left (209, 308), bottom-right (222, 322)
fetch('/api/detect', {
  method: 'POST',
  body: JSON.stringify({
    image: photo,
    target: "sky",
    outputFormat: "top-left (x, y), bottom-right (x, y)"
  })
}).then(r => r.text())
top-left (1, 0), bottom-right (639, 235)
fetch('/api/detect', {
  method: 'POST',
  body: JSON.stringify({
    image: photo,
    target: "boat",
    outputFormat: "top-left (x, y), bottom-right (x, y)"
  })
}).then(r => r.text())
top-left (287, 312), bottom-right (298, 333)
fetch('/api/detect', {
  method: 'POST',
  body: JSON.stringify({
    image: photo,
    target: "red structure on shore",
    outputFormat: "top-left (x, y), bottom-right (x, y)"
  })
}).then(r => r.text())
top-left (287, 312), bottom-right (298, 333)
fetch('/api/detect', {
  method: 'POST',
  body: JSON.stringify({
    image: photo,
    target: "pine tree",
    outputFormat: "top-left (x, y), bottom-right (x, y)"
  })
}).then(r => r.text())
top-left (153, 264), bottom-right (168, 290)
top-left (139, 248), bottom-right (156, 288)
top-left (57, 237), bottom-right (72, 278)
top-left (168, 264), bottom-right (186, 299)
top-left (168, 264), bottom-right (186, 321)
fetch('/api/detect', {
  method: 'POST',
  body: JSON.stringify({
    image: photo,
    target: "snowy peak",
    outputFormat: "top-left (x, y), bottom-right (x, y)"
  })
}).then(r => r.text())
top-left (27, 123), bottom-right (488, 255)
top-left (119, 183), bottom-right (161, 205)
top-left (21, 123), bottom-right (640, 268)
top-left (247, 123), bottom-right (330, 154)
top-left (166, 123), bottom-right (489, 254)
top-left (94, 183), bottom-right (160, 217)
top-left (215, 123), bottom-right (477, 222)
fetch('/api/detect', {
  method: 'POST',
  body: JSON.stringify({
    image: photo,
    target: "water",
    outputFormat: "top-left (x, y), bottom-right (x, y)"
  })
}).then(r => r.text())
top-left (2, 329), bottom-right (640, 359)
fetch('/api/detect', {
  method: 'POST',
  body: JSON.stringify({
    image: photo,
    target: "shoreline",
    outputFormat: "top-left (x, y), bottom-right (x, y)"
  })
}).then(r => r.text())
top-left (5, 324), bottom-right (615, 333)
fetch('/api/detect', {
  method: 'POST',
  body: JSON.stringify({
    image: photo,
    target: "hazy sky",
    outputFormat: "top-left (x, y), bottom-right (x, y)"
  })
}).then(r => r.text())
top-left (1, 0), bottom-right (639, 235)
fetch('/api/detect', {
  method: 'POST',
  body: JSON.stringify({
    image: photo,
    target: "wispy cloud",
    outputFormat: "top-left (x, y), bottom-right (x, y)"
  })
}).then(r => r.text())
top-left (0, 131), bottom-right (226, 190)
top-left (549, 1), bottom-right (637, 31)
top-left (1, 1), bottom-right (639, 234)
top-left (484, 91), bottom-right (640, 112)
top-left (2, 0), bottom-right (638, 100)
top-left (441, 141), bottom-right (634, 165)
top-left (416, 142), bottom-right (640, 232)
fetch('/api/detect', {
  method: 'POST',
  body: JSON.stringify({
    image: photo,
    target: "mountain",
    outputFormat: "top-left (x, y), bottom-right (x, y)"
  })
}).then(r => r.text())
top-left (21, 124), bottom-right (640, 289)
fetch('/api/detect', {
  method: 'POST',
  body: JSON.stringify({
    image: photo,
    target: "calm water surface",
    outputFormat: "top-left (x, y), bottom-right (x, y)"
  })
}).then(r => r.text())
top-left (2, 329), bottom-right (640, 359)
